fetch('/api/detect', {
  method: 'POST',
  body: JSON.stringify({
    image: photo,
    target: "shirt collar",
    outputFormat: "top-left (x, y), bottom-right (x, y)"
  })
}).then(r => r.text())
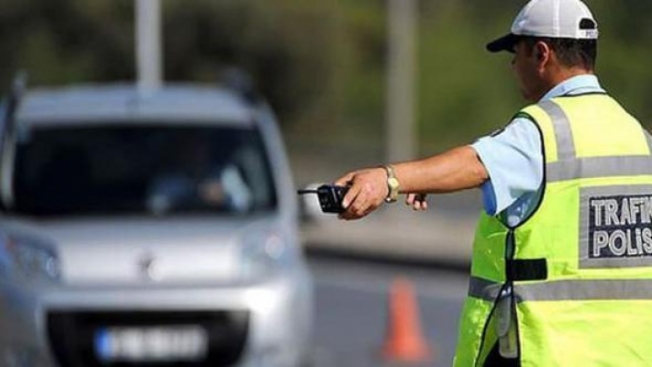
top-left (540, 74), bottom-right (605, 102)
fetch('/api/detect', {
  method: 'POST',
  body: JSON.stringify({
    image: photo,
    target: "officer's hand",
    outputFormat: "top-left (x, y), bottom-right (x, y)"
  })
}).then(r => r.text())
top-left (406, 193), bottom-right (428, 211)
top-left (335, 167), bottom-right (388, 220)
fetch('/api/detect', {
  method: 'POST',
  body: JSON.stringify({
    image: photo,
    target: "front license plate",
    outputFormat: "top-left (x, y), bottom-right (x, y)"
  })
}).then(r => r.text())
top-left (94, 325), bottom-right (209, 362)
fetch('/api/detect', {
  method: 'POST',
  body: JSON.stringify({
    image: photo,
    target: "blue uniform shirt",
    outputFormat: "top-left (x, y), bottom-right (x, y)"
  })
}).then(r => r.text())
top-left (471, 75), bottom-right (605, 227)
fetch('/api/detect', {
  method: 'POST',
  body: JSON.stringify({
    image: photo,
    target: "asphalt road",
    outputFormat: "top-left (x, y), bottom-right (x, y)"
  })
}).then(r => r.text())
top-left (307, 254), bottom-right (470, 367)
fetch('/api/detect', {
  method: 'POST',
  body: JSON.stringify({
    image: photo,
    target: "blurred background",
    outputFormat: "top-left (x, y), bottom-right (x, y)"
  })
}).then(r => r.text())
top-left (4, 0), bottom-right (652, 181)
top-left (2, 1), bottom-right (652, 366)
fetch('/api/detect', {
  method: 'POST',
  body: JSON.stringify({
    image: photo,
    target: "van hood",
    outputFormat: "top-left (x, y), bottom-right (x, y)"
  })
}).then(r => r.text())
top-left (0, 215), bottom-right (285, 285)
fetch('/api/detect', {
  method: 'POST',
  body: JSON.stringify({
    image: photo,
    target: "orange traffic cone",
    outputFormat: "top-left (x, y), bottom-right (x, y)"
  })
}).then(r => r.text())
top-left (381, 277), bottom-right (434, 363)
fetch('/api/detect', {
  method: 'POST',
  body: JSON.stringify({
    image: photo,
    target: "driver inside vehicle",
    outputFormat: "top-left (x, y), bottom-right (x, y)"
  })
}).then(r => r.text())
top-left (147, 133), bottom-right (252, 215)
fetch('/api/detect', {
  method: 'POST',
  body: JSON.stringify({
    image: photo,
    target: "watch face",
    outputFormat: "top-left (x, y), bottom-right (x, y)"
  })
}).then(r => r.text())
top-left (388, 177), bottom-right (400, 189)
top-left (387, 177), bottom-right (400, 202)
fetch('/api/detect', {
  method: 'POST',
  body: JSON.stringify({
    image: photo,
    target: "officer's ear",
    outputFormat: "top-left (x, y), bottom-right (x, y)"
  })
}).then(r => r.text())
top-left (534, 42), bottom-right (546, 60)
top-left (534, 41), bottom-right (552, 68)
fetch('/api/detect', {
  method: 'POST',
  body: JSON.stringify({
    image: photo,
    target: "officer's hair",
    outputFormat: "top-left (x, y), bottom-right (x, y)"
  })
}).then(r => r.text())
top-left (521, 37), bottom-right (597, 71)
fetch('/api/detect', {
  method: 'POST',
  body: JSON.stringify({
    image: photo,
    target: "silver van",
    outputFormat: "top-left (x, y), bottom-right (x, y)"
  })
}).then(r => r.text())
top-left (0, 82), bottom-right (313, 367)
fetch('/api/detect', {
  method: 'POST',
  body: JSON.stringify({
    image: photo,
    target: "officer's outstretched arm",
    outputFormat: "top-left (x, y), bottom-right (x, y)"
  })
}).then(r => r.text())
top-left (335, 145), bottom-right (488, 220)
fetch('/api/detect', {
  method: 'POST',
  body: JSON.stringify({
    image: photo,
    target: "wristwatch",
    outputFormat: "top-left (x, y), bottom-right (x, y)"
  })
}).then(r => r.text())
top-left (383, 165), bottom-right (400, 203)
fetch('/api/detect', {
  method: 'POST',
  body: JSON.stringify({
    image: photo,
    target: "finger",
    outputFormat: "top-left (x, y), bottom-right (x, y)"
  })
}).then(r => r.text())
top-left (339, 202), bottom-right (366, 220)
top-left (411, 194), bottom-right (427, 211)
top-left (343, 178), bottom-right (371, 210)
top-left (417, 194), bottom-right (428, 211)
top-left (348, 187), bottom-right (379, 220)
top-left (341, 183), bottom-right (363, 212)
top-left (348, 192), bottom-right (371, 218)
top-left (352, 203), bottom-right (369, 218)
top-left (365, 201), bottom-right (381, 216)
top-left (334, 172), bottom-right (355, 187)
top-left (406, 193), bottom-right (416, 206)
top-left (346, 200), bottom-right (374, 220)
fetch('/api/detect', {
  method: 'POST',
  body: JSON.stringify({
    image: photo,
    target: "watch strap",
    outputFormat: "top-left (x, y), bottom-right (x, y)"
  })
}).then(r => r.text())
top-left (383, 165), bottom-right (400, 203)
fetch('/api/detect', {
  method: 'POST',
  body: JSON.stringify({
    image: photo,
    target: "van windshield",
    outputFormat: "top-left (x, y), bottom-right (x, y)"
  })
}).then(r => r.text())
top-left (12, 124), bottom-right (278, 217)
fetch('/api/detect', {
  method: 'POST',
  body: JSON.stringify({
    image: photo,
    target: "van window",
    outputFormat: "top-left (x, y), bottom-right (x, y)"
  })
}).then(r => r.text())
top-left (13, 124), bottom-right (278, 217)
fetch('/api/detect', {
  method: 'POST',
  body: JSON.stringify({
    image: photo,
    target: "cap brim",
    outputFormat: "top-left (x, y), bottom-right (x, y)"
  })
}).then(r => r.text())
top-left (486, 33), bottom-right (518, 53)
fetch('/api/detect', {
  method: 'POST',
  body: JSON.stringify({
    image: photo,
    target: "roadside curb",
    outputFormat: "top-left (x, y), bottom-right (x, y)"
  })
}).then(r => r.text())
top-left (299, 208), bottom-right (477, 271)
top-left (304, 245), bottom-right (470, 273)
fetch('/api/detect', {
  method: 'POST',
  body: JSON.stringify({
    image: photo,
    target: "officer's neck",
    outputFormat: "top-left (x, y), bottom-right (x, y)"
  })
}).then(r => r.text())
top-left (534, 66), bottom-right (594, 102)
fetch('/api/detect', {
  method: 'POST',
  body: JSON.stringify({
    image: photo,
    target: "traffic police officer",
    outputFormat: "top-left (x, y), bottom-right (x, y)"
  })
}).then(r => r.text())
top-left (335, 0), bottom-right (652, 365)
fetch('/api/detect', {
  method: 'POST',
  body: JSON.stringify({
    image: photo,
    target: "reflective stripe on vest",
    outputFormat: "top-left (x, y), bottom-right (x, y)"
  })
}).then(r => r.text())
top-left (468, 276), bottom-right (652, 302)
top-left (538, 100), bottom-right (652, 182)
top-left (548, 156), bottom-right (652, 182)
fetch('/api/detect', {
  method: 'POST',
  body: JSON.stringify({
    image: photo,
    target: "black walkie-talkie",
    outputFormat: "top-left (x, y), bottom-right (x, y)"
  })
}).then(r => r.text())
top-left (297, 184), bottom-right (349, 214)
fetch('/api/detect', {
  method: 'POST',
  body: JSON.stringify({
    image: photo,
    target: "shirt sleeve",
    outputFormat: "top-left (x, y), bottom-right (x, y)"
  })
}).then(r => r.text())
top-left (470, 117), bottom-right (543, 215)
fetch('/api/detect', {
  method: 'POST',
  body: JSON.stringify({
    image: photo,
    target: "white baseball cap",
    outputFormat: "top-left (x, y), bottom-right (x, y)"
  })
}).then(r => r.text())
top-left (487, 0), bottom-right (598, 53)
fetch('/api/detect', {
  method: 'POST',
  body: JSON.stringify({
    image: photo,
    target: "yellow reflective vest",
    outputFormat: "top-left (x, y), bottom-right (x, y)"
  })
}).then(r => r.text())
top-left (454, 93), bottom-right (652, 367)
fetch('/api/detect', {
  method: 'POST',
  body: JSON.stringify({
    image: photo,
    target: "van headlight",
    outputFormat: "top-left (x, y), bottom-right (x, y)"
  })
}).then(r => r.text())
top-left (240, 230), bottom-right (297, 280)
top-left (0, 236), bottom-right (60, 283)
